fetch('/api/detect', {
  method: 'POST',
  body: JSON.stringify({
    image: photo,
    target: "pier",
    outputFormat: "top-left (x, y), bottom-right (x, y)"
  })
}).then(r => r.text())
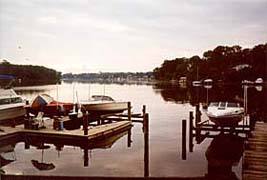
top-left (0, 104), bottom-right (149, 146)
top-left (243, 122), bottom-right (267, 180)
top-left (181, 105), bottom-right (267, 180)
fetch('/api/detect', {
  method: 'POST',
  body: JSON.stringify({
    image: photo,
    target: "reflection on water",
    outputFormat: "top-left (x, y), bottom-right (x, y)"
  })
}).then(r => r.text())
top-left (205, 133), bottom-right (244, 180)
top-left (1, 82), bottom-right (266, 177)
top-left (0, 126), bottom-right (139, 176)
top-left (153, 83), bottom-right (267, 120)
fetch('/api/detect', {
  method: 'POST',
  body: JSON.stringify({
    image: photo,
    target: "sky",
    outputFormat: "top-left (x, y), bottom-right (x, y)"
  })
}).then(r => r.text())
top-left (0, 0), bottom-right (266, 73)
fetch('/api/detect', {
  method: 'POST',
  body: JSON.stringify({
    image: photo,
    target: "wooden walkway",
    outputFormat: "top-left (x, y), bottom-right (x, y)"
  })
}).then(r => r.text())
top-left (243, 122), bottom-right (267, 180)
top-left (0, 119), bottom-right (132, 147)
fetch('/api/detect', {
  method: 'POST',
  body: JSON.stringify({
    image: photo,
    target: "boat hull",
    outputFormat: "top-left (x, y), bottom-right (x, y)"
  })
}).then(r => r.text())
top-left (26, 103), bottom-right (74, 117)
top-left (81, 102), bottom-right (128, 115)
top-left (208, 114), bottom-right (243, 126)
top-left (0, 106), bottom-right (26, 122)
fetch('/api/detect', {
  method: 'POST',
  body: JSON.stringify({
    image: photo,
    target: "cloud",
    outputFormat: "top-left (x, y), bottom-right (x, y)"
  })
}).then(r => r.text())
top-left (0, 0), bottom-right (266, 73)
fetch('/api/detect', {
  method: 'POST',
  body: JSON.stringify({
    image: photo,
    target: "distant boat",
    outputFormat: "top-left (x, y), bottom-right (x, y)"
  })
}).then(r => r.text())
top-left (204, 79), bottom-right (213, 89)
top-left (192, 80), bottom-right (202, 87)
top-left (206, 102), bottom-right (244, 126)
top-left (242, 80), bottom-right (254, 85)
top-left (255, 78), bottom-right (263, 84)
top-left (80, 95), bottom-right (128, 116)
top-left (0, 89), bottom-right (26, 122)
top-left (242, 78), bottom-right (264, 85)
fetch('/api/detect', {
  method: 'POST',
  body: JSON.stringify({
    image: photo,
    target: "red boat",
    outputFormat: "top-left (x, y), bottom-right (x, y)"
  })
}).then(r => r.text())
top-left (26, 94), bottom-right (74, 117)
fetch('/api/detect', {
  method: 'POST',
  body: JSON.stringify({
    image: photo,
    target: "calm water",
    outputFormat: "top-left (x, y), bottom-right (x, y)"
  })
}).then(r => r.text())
top-left (1, 82), bottom-right (266, 178)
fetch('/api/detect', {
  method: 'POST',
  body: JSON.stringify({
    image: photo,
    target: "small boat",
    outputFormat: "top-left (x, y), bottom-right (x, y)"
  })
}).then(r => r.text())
top-left (80, 95), bottom-right (128, 116)
top-left (241, 80), bottom-right (254, 85)
top-left (204, 79), bottom-right (213, 88)
top-left (0, 89), bottom-right (26, 122)
top-left (27, 94), bottom-right (73, 117)
top-left (255, 78), bottom-right (263, 84)
top-left (192, 80), bottom-right (202, 87)
top-left (206, 102), bottom-right (244, 126)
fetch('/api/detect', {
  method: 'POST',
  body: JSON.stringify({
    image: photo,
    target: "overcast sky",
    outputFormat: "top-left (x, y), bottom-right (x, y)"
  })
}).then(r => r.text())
top-left (0, 0), bottom-right (266, 73)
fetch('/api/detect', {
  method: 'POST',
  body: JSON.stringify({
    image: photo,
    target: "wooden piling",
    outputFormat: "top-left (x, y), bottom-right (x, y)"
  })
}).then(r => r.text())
top-left (24, 142), bottom-right (30, 149)
top-left (128, 102), bottom-right (132, 122)
top-left (142, 105), bottom-right (146, 117)
top-left (144, 113), bottom-right (149, 177)
top-left (195, 104), bottom-right (201, 127)
top-left (83, 147), bottom-right (89, 167)
top-left (83, 111), bottom-right (89, 135)
top-left (127, 128), bottom-right (132, 147)
top-left (189, 111), bottom-right (193, 152)
top-left (182, 119), bottom-right (187, 160)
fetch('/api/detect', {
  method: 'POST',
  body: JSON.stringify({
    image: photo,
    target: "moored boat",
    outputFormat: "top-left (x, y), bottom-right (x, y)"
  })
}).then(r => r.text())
top-left (27, 94), bottom-right (74, 117)
top-left (255, 78), bottom-right (263, 84)
top-left (192, 80), bottom-right (202, 87)
top-left (206, 102), bottom-right (244, 126)
top-left (0, 89), bottom-right (26, 123)
top-left (80, 95), bottom-right (128, 116)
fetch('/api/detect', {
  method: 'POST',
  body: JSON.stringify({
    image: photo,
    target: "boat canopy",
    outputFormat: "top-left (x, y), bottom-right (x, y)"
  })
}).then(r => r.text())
top-left (209, 102), bottom-right (240, 108)
top-left (0, 75), bottom-right (15, 79)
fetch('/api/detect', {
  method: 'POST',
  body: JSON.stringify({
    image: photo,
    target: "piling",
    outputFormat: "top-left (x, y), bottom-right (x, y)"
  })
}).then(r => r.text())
top-left (127, 128), bottom-right (132, 147)
top-left (144, 113), bottom-right (149, 177)
top-left (182, 119), bottom-right (187, 160)
top-left (142, 105), bottom-right (146, 116)
top-left (128, 102), bottom-right (132, 122)
top-left (195, 104), bottom-right (201, 127)
top-left (189, 111), bottom-right (193, 152)
top-left (83, 111), bottom-right (89, 135)
top-left (84, 147), bottom-right (89, 167)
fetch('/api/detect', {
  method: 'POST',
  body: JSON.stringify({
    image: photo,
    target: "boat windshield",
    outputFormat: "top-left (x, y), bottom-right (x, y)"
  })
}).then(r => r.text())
top-left (227, 102), bottom-right (239, 107)
top-left (92, 95), bottom-right (114, 101)
top-left (209, 102), bottom-right (219, 107)
top-left (0, 97), bottom-right (23, 105)
top-left (219, 102), bottom-right (226, 108)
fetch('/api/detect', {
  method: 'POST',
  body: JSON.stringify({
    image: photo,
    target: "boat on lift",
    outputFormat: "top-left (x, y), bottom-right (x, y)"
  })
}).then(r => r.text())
top-left (80, 95), bottom-right (128, 116)
top-left (206, 102), bottom-right (244, 126)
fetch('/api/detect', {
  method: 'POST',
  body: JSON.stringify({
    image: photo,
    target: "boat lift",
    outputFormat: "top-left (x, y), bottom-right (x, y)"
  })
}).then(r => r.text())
top-left (181, 85), bottom-right (252, 160)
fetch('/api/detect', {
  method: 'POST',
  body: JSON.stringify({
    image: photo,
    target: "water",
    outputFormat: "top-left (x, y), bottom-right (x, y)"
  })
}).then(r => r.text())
top-left (1, 82), bottom-right (266, 178)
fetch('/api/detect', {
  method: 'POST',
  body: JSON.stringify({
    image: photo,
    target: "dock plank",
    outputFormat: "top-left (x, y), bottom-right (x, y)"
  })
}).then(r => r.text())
top-left (0, 119), bottom-right (132, 144)
top-left (243, 122), bottom-right (267, 180)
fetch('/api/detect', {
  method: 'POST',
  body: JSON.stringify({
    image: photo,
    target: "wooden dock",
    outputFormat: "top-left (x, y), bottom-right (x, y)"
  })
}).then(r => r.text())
top-left (243, 122), bottom-right (267, 180)
top-left (0, 119), bottom-right (132, 147)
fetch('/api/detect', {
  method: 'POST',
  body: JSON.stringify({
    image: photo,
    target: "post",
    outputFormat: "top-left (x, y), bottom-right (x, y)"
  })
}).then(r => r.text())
top-left (195, 104), bottom-right (201, 127)
top-left (182, 119), bottom-right (187, 160)
top-left (83, 111), bottom-right (89, 135)
top-left (142, 105), bottom-right (146, 116)
top-left (144, 113), bottom-right (149, 177)
top-left (127, 128), bottom-right (132, 147)
top-left (128, 102), bottom-right (132, 122)
top-left (189, 111), bottom-right (193, 152)
top-left (84, 147), bottom-right (89, 167)
top-left (24, 142), bottom-right (30, 149)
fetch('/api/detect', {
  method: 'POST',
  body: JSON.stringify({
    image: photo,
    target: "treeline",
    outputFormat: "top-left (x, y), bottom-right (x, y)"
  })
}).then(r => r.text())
top-left (153, 43), bottom-right (267, 83)
top-left (62, 72), bottom-right (153, 81)
top-left (0, 60), bottom-right (61, 86)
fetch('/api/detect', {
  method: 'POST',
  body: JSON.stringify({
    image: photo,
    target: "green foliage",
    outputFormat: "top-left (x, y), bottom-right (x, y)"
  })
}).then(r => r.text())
top-left (153, 43), bottom-right (267, 83)
top-left (0, 61), bottom-right (61, 86)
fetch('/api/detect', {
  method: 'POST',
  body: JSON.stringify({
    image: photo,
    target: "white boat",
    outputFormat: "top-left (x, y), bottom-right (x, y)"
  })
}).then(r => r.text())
top-left (255, 78), bottom-right (263, 84)
top-left (0, 89), bottom-right (26, 122)
top-left (192, 80), bottom-right (202, 86)
top-left (206, 102), bottom-right (244, 126)
top-left (80, 95), bottom-right (128, 115)
top-left (204, 79), bottom-right (213, 88)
